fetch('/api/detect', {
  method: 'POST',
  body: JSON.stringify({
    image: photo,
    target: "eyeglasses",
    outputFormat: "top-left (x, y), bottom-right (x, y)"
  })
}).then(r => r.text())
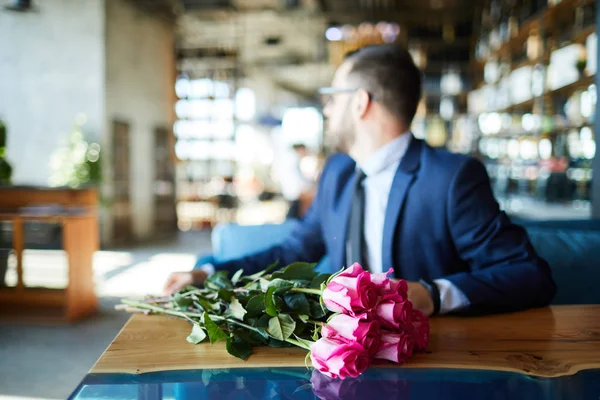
top-left (318, 87), bottom-right (376, 106)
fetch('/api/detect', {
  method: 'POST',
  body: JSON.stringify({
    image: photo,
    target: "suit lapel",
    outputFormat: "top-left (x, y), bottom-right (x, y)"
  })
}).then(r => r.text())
top-left (382, 137), bottom-right (422, 276)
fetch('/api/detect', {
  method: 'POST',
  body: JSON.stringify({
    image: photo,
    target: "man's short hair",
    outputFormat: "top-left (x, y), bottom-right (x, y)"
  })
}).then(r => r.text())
top-left (344, 45), bottom-right (422, 125)
top-left (292, 143), bottom-right (307, 151)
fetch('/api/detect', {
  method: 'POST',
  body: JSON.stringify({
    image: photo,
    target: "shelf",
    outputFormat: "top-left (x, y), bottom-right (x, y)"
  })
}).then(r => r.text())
top-left (569, 24), bottom-right (597, 46)
top-left (550, 74), bottom-right (596, 96)
top-left (477, 0), bottom-right (595, 61)
top-left (488, 74), bottom-right (596, 113)
top-left (424, 92), bottom-right (469, 101)
top-left (474, 24), bottom-right (595, 75)
top-left (481, 122), bottom-right (593, 139)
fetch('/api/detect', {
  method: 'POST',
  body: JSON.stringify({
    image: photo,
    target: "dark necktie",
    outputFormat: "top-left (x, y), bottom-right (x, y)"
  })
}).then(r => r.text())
top-left (347, 169), bottom-right (368, 270)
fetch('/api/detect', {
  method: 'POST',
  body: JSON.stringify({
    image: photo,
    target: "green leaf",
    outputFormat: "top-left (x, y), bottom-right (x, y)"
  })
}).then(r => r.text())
top-left (310, 274), bottom-right (330, 289)
top-left (268, 278), bottom-right (294, 292)
top-left (293, 321), bottom-right (307, 336)
top-left (266, 314), bottom-right (296, 341)
top-left (201, 369), bottom-right (231, 387)
top-left (186, 324), bottom-right (207, 344)
top-left (202, 370), bottom-right (212, 387)
top-left (293, 334), bottom-right (315, 351)
top-left (235, 293), bottom-right (250, 307)
top-left (203, 312), bottom-right (228, 344)
top-left (234, 329), bottom-right (268, 345)
top-left (195, 299), bottom-right (220, 313)
top-left (309, 300), bottom-right (325, 319)
top-left (182, 285), bottom-right (200, 293)
top-left (264, 286), bottom-right (278, 317)
top-left (291, 279), bottom-right (311, 287)
top-left (271, 262), bottom-right (318, 281)
top-left (274, 295), bottom-right (286, 311)
top-left (255, 314), bottom-right (271, 329)
top-left (231, 269), bottom-right (244, 286)
top-left (297, 314), bottom-right (309, 323)
top-left (259, 278), bottom-right (271, 291)
top-left (245, 294), bottom-right (265, 317)
top-left (283, 293), bottom-right (310, 315)
top-left (264, 259), bottom-right (281, 274)
top-left (205, 271), bottom-right (233, 290)
top-left (226, 337), bottom-right (253, 360)
top-left (229, 297), bottom-right (247, 321)
top-left (174, 293), bottom-right (193, 308)
top-left (243, 281), bottom-right (261, 291)
top-left (217, 289), bottom-right (234, 302)
top-left (294, 383), bottom-right (313, 395)
top-left (311, 323), bottom-right (320, 341)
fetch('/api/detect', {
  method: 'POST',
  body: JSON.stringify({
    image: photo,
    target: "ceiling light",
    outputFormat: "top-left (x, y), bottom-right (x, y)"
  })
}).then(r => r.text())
top-left (325, 27), bottom-right (342, 41)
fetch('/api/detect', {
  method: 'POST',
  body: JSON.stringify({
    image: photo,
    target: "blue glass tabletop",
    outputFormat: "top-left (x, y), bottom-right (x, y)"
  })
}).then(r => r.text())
top-left (68, 367), bottom-right (600, 400)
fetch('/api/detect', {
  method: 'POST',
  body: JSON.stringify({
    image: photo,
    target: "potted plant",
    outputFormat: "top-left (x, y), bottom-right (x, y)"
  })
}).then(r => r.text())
top-left (0, 119), bottom-right (12, 287)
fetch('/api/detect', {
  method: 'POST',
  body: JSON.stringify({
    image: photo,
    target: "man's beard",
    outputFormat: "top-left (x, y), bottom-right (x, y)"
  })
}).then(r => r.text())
top-left (324, 122), bottom-right (355, 154)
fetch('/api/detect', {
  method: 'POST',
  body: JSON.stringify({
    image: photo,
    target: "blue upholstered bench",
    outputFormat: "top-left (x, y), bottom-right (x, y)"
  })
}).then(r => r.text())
top-left (194, 220), bottom-right (332, 274)
top-left (195, 219), bottom-right (600, 305)
top-left (515, 219), bottom-right (600, 305)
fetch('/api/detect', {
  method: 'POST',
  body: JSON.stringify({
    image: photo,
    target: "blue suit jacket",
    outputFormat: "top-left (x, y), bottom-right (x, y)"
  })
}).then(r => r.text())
top-left (214, 137), bottom-right (556, 314)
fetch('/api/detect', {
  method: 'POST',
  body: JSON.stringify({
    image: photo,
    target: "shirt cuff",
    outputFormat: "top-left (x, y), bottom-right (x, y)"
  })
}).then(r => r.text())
top-left (200, 263), bottom-right (215, 277)
top-left (434, 279), bottom-right (470, 314)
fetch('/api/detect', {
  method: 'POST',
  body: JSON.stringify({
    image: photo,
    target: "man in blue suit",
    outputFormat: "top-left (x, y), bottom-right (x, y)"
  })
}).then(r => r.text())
top-left (165, 45), bottom-right (556, 316)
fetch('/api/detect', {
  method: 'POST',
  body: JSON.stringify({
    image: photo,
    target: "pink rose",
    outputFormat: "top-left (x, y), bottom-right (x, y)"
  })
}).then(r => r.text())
top-left (310, 369), bottom-right (361, 400)
top-left (310, 368), bottom-right (411, 400)
top-left (310, 337), bottom-right (370, 379)
top-left (411, 309), bottom-right (430, 351)
top-left (321, 313), bottom-right (381, 353)
top-left (371, 268), bottom-right (408, 298)
top-left (375, 293), bottom-right (413, 330)
top-left (373, 330), bottom-right (414, 364)
top-left (322, 263), bottom-right (378, 315)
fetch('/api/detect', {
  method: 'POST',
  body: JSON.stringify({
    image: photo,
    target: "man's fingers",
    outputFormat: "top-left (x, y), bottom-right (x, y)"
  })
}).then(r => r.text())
top-left (163, 275), bottom-right (178, 295)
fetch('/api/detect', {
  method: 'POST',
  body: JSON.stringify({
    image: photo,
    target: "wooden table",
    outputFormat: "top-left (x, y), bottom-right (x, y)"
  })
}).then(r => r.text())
top-left (92, 305), bottom-right (600, 378)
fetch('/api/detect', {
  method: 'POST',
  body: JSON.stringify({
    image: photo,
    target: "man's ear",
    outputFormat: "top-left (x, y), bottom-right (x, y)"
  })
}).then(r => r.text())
top-left (356, 89), bottom-right (371, 119)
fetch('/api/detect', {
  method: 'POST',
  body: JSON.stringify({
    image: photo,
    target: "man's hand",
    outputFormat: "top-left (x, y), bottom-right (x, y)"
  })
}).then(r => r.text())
top-left (407, 281), bottom-right (435, 316)
top-left (163, 269), bottom-right (209, 295)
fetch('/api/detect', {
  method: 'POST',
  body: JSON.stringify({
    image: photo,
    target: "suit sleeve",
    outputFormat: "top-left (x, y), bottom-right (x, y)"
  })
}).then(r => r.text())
top-left (443, 158), bottom-right (556, 314)
top-left (211, 160), bottom-right (330, 277)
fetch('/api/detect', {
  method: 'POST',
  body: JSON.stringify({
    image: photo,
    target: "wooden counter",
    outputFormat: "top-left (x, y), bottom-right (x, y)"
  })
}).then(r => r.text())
top-left (92, 305), bottom-right (600, 378)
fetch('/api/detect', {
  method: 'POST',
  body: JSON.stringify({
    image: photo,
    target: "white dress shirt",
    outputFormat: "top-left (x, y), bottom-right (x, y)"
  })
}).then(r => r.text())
top-left (203, 133), bottom-right (470, 314)
top-left (355, 133), bottom-right (469, 314)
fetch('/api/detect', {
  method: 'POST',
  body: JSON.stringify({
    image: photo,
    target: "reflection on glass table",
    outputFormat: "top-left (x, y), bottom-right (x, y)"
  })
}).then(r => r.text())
top-left (70, 366), bottom-right (600, 400)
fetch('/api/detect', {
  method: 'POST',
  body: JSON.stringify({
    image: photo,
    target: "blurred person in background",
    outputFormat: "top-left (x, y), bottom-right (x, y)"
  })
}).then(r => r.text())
top-left (164, 45), bottom-right (555, 316)
top-left (278, 143), bottom-right (315, 220)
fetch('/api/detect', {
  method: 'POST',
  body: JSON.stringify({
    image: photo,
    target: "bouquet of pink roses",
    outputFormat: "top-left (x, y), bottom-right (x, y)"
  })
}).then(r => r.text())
top-left (310, 263), bottom-right (429, 379)
top-left (118, 262), bottom-right (429, 380)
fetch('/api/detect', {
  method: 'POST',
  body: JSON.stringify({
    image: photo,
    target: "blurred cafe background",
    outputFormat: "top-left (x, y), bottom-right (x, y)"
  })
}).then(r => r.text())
top-left (0, 0), bottom-right (598, 398)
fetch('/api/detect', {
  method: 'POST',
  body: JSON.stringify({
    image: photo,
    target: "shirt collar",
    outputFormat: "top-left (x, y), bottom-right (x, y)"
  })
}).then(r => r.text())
top-left (358, 132), bottom-right (412, 176)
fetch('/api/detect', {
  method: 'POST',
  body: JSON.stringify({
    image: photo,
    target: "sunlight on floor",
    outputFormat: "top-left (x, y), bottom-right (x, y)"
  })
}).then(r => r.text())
top-left (96, 252), bottom-right (196, 298)
top-left (4, 250), bottom-right (68, 289)
top-left (2, 249), bottom-right (197, 298)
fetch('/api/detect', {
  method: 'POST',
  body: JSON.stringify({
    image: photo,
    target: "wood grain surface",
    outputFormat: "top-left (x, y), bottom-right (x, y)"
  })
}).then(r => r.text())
top-left (91, 305), bottom-right (600, 377)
